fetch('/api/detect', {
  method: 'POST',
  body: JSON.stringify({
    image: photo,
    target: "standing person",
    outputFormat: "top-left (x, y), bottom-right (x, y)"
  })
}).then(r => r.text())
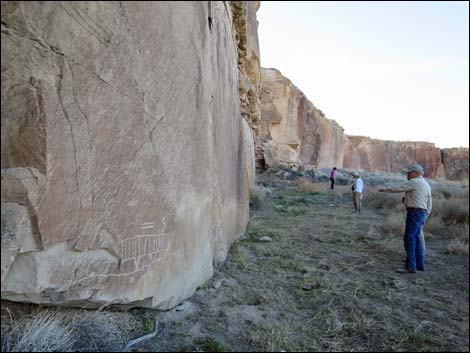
top-left (402, 196), bottom-right (426, 254)
top-left (330, 167), bottom-right (337, 190)
top-left (351, 172), bottom-right (364, 213)
top-left (378, 164), bottom-right (432, 274)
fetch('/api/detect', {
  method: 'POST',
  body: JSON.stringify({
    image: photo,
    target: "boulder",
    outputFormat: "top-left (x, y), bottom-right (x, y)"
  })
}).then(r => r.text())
top-left (1, 1), bottom-right (259, 309)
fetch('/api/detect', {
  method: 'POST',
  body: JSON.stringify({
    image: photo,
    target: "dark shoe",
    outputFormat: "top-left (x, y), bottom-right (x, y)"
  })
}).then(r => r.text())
top-left (396, 268), bottom-right (416, 274)
top-left (417, 268), bottom-right (425, 271)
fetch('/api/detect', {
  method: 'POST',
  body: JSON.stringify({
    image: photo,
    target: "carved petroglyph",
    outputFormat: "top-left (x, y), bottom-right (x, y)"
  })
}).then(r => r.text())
top-left (119, 232), bottom-right (170, 269)
top-left (1, 1), bottom-right (256, 307)
top-left (141, 222), bottom-right (155, 230)
top-left (67, 219), bottom-right (173, 290)
top-left (128, 200), bottom-right (138, 207)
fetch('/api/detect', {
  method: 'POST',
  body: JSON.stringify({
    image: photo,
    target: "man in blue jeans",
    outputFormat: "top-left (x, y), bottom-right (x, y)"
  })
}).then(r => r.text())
top-left (378, 164), bottom-right (432, 274)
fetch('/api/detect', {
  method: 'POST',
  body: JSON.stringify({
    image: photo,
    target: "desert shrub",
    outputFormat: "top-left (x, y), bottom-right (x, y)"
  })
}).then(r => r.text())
top-left (364, 190), bottom-right (403, 210)
top-left (431, 198), bottom-right (469, 225)
top-left (250, 190), bottom-right (264, 210)
top-left (1, 310), bottom-right (76, 352)
top-left (250, 186), bottom-right (269, 210)
top-left (1, 309), bottom-right (146, 352)
top-left (264, 164), bottom-right (285, 176)
top-left (376, 212), bottom-right (404, 235)
top-left (296, 178), bottom-right (317, 193)
top-left (424, 217), bottom-right (446, 236)
top-left (445, 239), bottom-right (469, 255)
top-left (439, 189), bottom-right (453, 199)
top-left (447, 224), bottom-right (469, 241)
top-left (71, 311), bottom-right (139, 352)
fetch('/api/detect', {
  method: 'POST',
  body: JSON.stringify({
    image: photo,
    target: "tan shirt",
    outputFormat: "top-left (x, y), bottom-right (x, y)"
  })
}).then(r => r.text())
top-left (382, 176), bottom-right (432, 215)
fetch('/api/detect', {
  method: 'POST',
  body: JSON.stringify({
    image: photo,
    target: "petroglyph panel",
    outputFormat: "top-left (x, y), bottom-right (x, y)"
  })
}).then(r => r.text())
top-left (1, 1), bottom-right (255, 308)
top-left (67, 219), bottom-right (173, 290)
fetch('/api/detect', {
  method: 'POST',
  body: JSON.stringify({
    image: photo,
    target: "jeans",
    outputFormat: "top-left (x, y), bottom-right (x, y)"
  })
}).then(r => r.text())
top-left (404, 209), bottom-right (427, 271)
top-left (330, 177), bottom-right (335, 189)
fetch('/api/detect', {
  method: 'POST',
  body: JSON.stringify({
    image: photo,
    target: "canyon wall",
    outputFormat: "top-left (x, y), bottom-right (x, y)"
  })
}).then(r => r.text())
top-left (343, 136), bottom-right (444, 179)
top-left (441, 148), bottom-right (469, 181)
top-left (231, 1), bottom-right (260, 187)
top-left (260, 68), bottom-right (468, 180)
top-left (1, 1), bottom-right (259, 308)
top-left (259, 68), bottom-right (346, 169)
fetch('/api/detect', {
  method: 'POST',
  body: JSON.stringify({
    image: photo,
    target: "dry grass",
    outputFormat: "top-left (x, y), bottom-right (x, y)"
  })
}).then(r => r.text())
top-left (445, 239), bottom-right (469, 255)
top-left (348, 181), bottom-right (468, 260)
top-left (363, 189), bottom-right (403, 211)
top-left (369, 183), bottom-right (469, 255)
top-left (1, 310), bottom-right (76, 352)
top-left (336, 185), bottom-right (354, 197)
top-left (376, 212), bottom-right (404, 236)
top-left (250, 186), bottom-right (268, 210)
top-left (427, 189), bottom-right (469, 254)
top-left (424, 216), bottom-right (446, 236)
top-left (447, 224), bottom-right (469, 239)
top-left (295, 178), bottom-right (317, 193)
top-left (71, 311), bottom-right (141, 352)
top-left (1, 308), bottom-right (147, 352)
top-left (430, 198), bottom-right (469, 225)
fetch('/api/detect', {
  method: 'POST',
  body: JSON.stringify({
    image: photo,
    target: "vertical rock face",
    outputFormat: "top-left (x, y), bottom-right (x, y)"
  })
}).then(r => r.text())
top-left (260, 68), bottom-right (346, 168)
top-left (343, 136), bottom-right (443, 178)
top-left (231, 1), bottom-right (261, 174)
top-left (231, 1), bottom-right (261, 130)
top-left (1, 1), bottom-right (257, 308)
top-left (260, 68), bottom-right (468, 180)
top-left (441, 148), bottom-right (469, 181)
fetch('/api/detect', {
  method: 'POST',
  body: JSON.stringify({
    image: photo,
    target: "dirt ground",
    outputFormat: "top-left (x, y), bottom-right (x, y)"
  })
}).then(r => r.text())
top-left (134, 175), bottom-right (469, 352)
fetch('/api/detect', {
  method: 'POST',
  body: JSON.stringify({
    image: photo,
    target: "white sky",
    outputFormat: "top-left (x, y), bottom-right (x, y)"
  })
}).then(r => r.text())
top-left (257, 1), bottom-right (469, 148)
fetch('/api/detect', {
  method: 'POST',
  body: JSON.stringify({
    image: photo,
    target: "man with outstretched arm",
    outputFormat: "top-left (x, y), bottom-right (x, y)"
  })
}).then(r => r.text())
top-left (378, 164), bottom-right (432, 274)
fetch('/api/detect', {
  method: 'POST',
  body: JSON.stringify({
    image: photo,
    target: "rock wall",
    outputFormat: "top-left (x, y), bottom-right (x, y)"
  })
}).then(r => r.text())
top-left (231, 1), bottom-right (261, 129)
top-left (259, 68), bottom-right (346, 169)
top-left (259, 68), bottom-right (469, 180)
top-left (441, 148), bottom-right (469, 181)
top-left (1, 1), bottom-right (258, 308)
top-left (231, 1), bottom-right (260, 182)
top-left (343, 136), bottom-right (443, 178)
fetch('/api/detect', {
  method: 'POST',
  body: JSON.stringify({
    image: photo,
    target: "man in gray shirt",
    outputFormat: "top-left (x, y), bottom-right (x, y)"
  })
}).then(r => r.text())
top-left (378, 164), bottom-right (432, 273)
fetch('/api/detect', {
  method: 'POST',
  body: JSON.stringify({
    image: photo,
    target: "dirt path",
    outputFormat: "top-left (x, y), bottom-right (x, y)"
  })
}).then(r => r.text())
top-left (139, 178), bottom-right (469, 352)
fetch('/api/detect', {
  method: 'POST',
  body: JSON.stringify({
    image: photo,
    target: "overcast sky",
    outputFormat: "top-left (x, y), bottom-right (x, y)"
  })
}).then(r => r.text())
top-left (257, 1), bottom-right (469, 148)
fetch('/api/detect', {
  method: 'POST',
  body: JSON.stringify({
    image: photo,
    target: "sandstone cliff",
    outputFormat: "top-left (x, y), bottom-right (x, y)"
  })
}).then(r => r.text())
top-left (259, 68), bottom-right (346, 169)
top-left (1, 1), bottom-right (259, 308)
top-left (231, 1), bottom-right (260, 187)
top-left (441, 148), bottom-right (470, 181)
top-left (259, 68), bottom-right (469, 180)
top-left (343, 136), bottom-right (443, 178)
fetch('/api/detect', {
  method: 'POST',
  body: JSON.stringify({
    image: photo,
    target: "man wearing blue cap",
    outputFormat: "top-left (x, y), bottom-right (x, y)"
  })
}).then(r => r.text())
top-left (378, 164), bottom-right (432, 274)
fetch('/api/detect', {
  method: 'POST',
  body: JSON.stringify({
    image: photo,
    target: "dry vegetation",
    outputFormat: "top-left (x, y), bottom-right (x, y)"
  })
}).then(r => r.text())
top-left (295, 178), bottom-right (318, 193)
top-left (2, 171), bottom-right (468, 352)
top-left (364, 185), bottom-right (469, 255)
top-left (1, 306), bottom-right (150, 352)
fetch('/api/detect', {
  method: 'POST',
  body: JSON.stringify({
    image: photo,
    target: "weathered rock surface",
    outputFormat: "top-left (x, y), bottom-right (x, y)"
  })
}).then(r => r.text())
top-left (441, 148), bottom-right (469, 181)
top-left (259, 68), bottom-right (346, 169)
top-left (232, 1), bottom-right (261, 135)
top-left (259, 68), bottom-right (469, 180)
top-left (1, 1), bottom-right (258, 308)
top-left (231, 1), bottom-right (261, 178)
top-left (343, 136), bottom-right (443, 178)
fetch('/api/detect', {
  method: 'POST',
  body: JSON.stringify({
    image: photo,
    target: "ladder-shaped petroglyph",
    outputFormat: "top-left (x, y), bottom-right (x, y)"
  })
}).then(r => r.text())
top-left (118, 230), bottom-right (170, 273)
top-left (67, 218), bottom-right (174, 289)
